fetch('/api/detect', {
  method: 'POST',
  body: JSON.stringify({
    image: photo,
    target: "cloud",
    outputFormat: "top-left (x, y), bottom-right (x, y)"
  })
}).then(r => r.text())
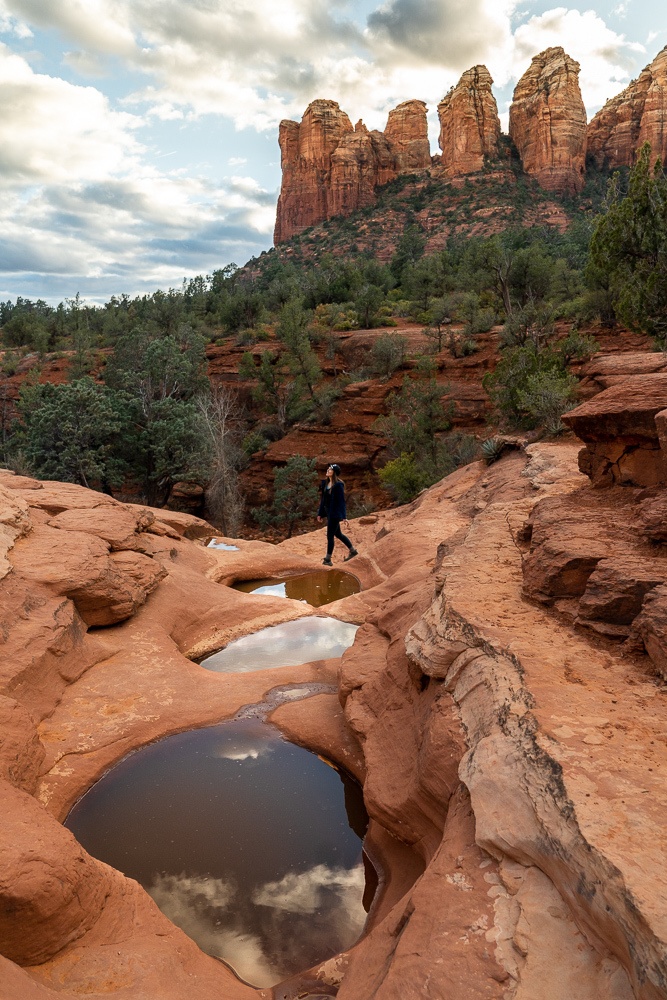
top-left (253, 863), bottom-right (366, 920)
top-left (367, 0), bottom-right (517, 70)
top-left (0, 44), bottom-right (142, 185)
top-left (146, 863), bottom-right (367, 989)
top-left (5, 0), bottom-right (135, 55)
top-left (511, 7), bottom-right (645, 110)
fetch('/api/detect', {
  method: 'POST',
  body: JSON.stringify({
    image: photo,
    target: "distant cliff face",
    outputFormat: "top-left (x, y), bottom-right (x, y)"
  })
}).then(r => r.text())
top-left (273, 98), bottom-right (430, 244)
top-left (273, 46), bottom-right (666, 244)
top-left (509, 47), bottom-right (587, 195)
top-left (437, 65), bottom-right (500, 176)
top-left (588, 45), bottom-right (667, 169)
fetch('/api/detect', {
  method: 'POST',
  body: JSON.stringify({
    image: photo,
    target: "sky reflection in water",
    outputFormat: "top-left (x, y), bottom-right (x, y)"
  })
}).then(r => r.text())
top-left (234, 570), bottom-right (360, 607)
top-left (200, 617), bottom-right (359, 673)
top-left (65, 719), bottom-right (371, 988)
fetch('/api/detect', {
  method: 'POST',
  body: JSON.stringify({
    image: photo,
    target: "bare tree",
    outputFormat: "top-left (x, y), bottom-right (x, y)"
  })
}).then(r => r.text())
top-left (197, 386), bottom-right (245, 536)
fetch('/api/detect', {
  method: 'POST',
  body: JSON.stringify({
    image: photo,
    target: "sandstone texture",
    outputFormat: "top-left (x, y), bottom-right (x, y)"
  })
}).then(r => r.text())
top-left (274, 98), bottom-right (429, 242)
top-left (562, 373), bottom-right (667, 486)
top-left (438, 65), bottom-right (501, 176)
top-left (588, 46), bottom-right (667, 169)
top-left (509, 47), bottom-right (587, 194)
top-left (1, 435), bottom-right (666, 1000)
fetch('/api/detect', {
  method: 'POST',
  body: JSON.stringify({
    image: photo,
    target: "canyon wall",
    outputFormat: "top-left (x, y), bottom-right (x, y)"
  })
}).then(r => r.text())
top-left (438, 65), bottom-right (501, 176)
top-left (509, 46), bottom-right (587, 195)
top-left (588, 45), bottom-right (667, 169)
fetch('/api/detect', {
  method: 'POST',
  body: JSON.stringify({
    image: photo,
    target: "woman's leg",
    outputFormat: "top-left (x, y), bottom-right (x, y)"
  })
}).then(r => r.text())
top-left (326, 519), bottom-right (336, 556)
top-left (331, 520), bottom-right (353, 550)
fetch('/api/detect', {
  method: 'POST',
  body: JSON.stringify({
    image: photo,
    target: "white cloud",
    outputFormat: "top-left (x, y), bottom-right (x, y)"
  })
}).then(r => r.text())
top-left (510, 8), bottom-right (645, 111)
top-left (5, 0), bottom-right (135, 55)
top-left (0, 0), bottom-right (31, 36)
top-left (0, 44), bottom-right (143, 185)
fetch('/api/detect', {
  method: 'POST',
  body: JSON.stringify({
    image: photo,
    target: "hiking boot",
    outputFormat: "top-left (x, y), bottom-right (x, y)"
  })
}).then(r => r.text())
top-left (343, 548), bottom-right (358, 561)
top-left (322, 556), bottom-right (333, 566)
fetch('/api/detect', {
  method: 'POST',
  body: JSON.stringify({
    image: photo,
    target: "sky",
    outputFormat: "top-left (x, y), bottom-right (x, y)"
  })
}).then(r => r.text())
top-left (0, 0), bottom-right (664, 305)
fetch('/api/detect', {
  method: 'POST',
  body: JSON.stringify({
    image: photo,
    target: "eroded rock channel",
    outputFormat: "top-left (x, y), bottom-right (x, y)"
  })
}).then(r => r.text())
top-left (1, 408), bottom-right (666, 1000)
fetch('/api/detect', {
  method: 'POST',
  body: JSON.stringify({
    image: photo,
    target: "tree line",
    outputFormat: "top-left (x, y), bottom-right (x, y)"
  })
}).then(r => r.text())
top-left (1, 145), bottom-right (664, 530)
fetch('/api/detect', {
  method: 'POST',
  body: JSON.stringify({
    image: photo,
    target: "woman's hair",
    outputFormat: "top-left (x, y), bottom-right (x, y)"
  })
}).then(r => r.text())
top-left (328, 462), bottom-right (341, 484)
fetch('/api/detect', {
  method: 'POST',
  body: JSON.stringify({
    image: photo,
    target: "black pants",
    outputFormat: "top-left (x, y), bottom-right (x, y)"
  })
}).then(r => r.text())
top-left (327, 518), bottom-right (352, 556)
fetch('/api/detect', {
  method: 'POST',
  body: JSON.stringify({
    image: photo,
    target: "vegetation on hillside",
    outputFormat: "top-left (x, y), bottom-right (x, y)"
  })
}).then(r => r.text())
top-left (0, 150), bottom-right (663, 523)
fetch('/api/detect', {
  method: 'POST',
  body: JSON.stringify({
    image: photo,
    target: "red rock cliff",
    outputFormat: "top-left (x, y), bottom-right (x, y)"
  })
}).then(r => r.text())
top-left (384, 99), bottom-right (431, 171)
top-left (274, 100), bottom-right (353, 244)
top-left (274, 99), bottom-right (430, 243)
top-left (437, 65), bottom-right (501, 176)
top-left (509, 46), bottom-right (587, 195)
top-left (588, 45), bottom-right (667, 169)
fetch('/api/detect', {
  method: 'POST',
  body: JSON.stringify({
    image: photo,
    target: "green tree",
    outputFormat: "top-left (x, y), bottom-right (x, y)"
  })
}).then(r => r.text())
top-left (378, 358), bottom-right (453, 475)
top-left (239, 350), bottom-right (298, 432)
top-left (253, 455), bottom-right (318, 538)
top-left (483, 345), bottom-right (576, 432)
top-left (378, 452), bottom-right (431, 503)
top-left (18, 377), bottom-right (131, 491)
top-left (589, 143), bottom-right (667, 344)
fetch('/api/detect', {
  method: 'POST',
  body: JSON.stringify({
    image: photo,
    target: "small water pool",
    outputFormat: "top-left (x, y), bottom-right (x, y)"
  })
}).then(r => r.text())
top-left (199, 617), bottom-right (359, 673)
top-left (64, 719), bottom-right (374, 988)
top-left (207, 539), bottom-right (239, 551)
top-left (234, 569), bottom-right (360, 607)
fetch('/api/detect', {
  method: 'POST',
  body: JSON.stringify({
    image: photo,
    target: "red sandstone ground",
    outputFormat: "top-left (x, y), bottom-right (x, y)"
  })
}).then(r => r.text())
top-left (1, 358), bottom-right (666, 997)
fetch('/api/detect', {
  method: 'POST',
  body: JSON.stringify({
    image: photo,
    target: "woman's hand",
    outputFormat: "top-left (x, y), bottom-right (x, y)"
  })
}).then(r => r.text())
top-left (317, 515), bottom-right (322, 523)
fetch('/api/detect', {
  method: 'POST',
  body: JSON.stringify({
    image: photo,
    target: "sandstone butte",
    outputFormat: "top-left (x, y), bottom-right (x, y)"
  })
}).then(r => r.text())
top-left (588, 45), bottom-right (667, 169)
top-left (274, 45), bottom-right (667, 244)
top-left (509, 46), bottom-right (587, 195)
top-left (438, 65), bottom-right (501, 177)
top-left (1, 358), bottom-right (667, 999)
top-left (274, 98), bottom-right (431, 243)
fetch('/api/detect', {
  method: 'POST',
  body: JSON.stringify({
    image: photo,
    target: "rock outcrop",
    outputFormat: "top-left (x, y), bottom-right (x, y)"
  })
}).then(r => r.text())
top-left (509, 46), bottom-right (587, 194)
top-left (562, 372), bottom-right (667, 486)
top-left (274, 99), bottom-right (430, 242)
top-left (588, 45), bottom-right (667, 168)
top-left (384, 99), bottom-right (431, 172)
top-left (274, 100), bottom-right (354, 244)
top-left (438, 65), bottom-right (501, 176)
top-left (1, 435), bottom-right (667, 999)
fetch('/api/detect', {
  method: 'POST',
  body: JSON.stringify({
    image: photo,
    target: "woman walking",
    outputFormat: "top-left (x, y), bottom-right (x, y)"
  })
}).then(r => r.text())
top-left (317, 463), bottom-right (358, 566)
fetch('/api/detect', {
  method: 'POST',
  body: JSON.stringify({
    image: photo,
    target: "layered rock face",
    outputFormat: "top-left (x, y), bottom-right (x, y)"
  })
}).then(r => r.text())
top-left (438, 65), bottom-right (501, 176)
top-left (588, 45), bottom-right (667, 168)
top-left (274, 98), bottom-right (430, 242)
top-left (384, 99), bottom-right (431, 171)
top-left (274, 100), bottom-right (353, 243)
top-left (509, 46), bottom-right (587, 194)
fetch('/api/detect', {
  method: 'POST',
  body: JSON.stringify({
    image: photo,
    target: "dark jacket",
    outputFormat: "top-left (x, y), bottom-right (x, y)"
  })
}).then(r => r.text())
top-left (318, 479), bottom-right (346, 521)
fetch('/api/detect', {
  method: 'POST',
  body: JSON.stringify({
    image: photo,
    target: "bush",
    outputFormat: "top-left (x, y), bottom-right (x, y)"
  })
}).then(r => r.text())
top-left (558, 330), bottom-right (600, 365)
top-left (370, 333), bottom-right (408, 379)
top-left (242, 430), bottom-right (269, 456)
top-left (516, 368), bottom-right (578, 436)
top-left (378, 453), bottom-right (431, 502)
top-left (483, 344), bottom-right (575, 432)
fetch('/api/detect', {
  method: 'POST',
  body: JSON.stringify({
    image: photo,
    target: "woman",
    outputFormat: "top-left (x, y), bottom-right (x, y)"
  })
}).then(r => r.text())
top-left (317, 463), bottom-right (358, 566)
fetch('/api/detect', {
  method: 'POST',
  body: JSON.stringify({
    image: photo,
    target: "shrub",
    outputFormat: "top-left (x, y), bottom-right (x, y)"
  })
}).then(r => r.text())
top-left (483, 344), bottom-right (574, 432)
top-left (378, 453), bottom-right (431, 502)
top-left (516, 368), bottom-right (578, 436)
top-left (242, 430), bottom-right (270, 456)
top-left (370, 333), bottom-right (408, 379)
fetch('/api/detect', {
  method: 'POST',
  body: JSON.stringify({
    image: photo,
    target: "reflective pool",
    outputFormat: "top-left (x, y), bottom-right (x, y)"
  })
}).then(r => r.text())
top-left (234, 570), bottom-right (360, 607)
top-left (207, 539), bottom-right (239, 551)
top-left (199, 617), bottom-right (358, 673)
top-left (65, 719), bottom-right (373, 988)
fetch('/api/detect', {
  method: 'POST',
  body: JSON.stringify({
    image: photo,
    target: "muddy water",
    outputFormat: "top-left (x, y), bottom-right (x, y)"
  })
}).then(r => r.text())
top-left (200, 617), bottom-right (358, 673)
top-left (65, 719), bottom-right (373, 988)
top-left (234, 569), bottom-right (360, 607)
